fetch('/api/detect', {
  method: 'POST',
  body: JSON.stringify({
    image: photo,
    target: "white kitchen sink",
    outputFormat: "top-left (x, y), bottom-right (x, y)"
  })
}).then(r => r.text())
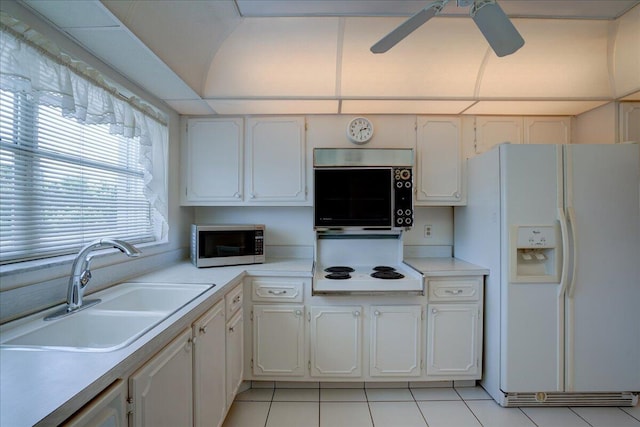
top-left (0, 282), bottom-right (213, 352)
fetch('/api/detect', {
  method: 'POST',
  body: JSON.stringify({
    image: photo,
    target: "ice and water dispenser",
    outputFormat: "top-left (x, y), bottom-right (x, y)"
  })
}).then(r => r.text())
top-left (510, 225), bottom-right (561, 283)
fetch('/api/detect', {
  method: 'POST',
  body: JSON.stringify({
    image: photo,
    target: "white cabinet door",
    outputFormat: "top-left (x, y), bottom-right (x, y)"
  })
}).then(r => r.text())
top-left (226, 310), bottom-right (244, 407)
top-left (310, 306), bottom-right (362, 377)
top-left (64, 380), bottom-right (127, 427)
top-left (246, 117), bottom-right (306, 203)
top-left (524, 117), bottom-right (571, 145)
top-left (193, 300), bottom-right (226, 427)
top-left (184, 118), bottom-right (243, 203)
top-left (416, 116), bottom-right (464, 205)
top-left (426, 303), bottom-right (480, 378)
top-left (619, 102), bottom-right (640, 143)
top-left (252, 305), bottom-right (305, 376)
top-left (370, 305), bottom-right (422, 377)
top-left (475, 117), bottom-right (523, 154)
top-left (129, 329), bottom-right (193, 427)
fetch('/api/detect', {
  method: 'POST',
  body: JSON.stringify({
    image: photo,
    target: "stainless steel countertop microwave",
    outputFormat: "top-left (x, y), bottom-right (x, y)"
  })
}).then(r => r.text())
top-left (191, 224), bottom-right (265, 268)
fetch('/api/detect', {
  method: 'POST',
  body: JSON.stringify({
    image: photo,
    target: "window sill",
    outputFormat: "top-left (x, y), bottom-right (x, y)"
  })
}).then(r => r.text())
top-left (0, 240), bottom-right (168, 288)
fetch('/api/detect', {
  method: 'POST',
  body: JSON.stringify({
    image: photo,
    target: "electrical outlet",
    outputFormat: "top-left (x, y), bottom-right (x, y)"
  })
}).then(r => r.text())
top-left (424, 225), bottom-right (433, 238)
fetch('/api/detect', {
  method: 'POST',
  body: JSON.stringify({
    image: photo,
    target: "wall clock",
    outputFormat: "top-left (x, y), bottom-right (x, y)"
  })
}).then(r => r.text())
top-left (347, 117), bottom-right (374, 144)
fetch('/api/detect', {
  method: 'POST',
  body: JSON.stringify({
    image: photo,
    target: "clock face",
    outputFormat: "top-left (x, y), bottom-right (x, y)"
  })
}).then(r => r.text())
top-left (347, 117), bottom-right (374, 144)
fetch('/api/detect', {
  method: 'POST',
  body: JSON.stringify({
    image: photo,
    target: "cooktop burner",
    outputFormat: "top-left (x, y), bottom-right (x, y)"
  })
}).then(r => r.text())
top-left (371, 270), bottom-right (405, 280)
top-left (324, 266), bottom-right (355, 273)
top-left (373, 266), bottom-right (396, 272)
top-left (325, 272), bottom-right (351, 280)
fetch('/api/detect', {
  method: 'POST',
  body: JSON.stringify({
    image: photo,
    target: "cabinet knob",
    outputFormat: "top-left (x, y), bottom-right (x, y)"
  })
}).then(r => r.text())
top-left (229, 326), bottom-right (235, 333)
top-left (233, 192), bottom-right (241, 199)
top-left (233, 295), bottom-right (241, 303)
top-left (249, 193), bottom-right (256, 199)
top-left (374, 310), bottom-right (381, 317)
top-left (199, 326), bottom-right (207, 334)
top-left (295, 310), bottom-right (302, 316)
top-left (353, 310), bottom-right (361, 317)
top-left (432, 308), bottom-right (438, 314)
top-left (453, 192), bottom-right (460, 199)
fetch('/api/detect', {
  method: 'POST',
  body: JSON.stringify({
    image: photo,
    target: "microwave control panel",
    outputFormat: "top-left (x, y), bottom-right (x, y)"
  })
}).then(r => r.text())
top-left (393, 168), bottom-right (413, 227)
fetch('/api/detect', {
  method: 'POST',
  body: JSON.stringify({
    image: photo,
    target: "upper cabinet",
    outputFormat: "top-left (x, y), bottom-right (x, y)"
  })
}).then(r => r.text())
top-left (182, 116), bottom-right (308, 206)
top-left (183, 118), bottom-right (244, 203)
top-left (619, 102), bottom-right (640, 143)
top-left (474, 116), bottom-right (571, 154)
top-left (416, 116), bottom-right (464, 205)
top-left (246, 117), bottom-right (306, 204)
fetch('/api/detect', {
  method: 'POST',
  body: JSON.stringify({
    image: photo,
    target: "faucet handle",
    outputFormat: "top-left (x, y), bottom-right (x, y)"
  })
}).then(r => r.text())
top-left (80, 270), bottom-right (92, 287)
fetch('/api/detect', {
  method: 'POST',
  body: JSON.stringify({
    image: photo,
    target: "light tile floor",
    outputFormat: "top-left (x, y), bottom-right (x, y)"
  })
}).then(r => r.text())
top-left (223, 385), bottom-right (640, 427)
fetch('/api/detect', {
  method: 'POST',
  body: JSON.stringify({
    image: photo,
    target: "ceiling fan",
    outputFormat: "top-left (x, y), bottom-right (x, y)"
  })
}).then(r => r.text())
top-left (371, 0), bottom-right (525, 57)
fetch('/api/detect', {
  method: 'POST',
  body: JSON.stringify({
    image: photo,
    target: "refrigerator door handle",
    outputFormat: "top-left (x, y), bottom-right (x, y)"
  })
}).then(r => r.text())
top-left (566, 206), bottom-right (578, 298)
top-left (558, 207), bottom-right (570, 297)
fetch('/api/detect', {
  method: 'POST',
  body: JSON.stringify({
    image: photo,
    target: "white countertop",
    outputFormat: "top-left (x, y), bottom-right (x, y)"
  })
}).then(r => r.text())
top-left (0, 256), bottom-right (486, 426)
top-left (405, 257), bottom-right (489, 276)
top-left (0, 258), bottom-right (312, 427)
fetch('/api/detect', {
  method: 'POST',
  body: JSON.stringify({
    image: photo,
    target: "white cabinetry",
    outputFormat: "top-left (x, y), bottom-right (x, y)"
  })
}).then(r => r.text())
top-left (416, 116), bottom-right (464, 206)
top-left (193, 300), bottom-right (226, 427)
top-left (416, 117), bottom-right (464, 205)
top-left (370, 305), bottom-right (422, 377)
top-left (620, 102), bottom-right (640, 143)
top-left (248, 278), bottom-right (306, 378)
top-left (246, 117), bottom-right (307, 203)
top-left (252, 305), bottom-right (305, 376)
top-left (182, 116), bottom-right (307, 205)
top-left (524, 117), bottom-right (571, 145)
top-left (183, 118), bottom-right (243, 203)
top-left (64, 380), bottom-right (127, 427)
top-left (226, 285), bottom-right (244, 407)
top-left (474, 116), bottom-right (523, 154)
top-left (129, 328), bottom-right (193, 427)
top-left (426, 277), bottom-right (483, 379)
top-left (310, 306), bottom-right (362, 377)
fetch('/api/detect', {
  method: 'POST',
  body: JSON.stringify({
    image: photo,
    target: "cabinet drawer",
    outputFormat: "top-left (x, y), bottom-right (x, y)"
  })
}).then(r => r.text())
top-left (427, 277), bottom-right (482, 302)
top-left (251, 280), bottom-right (303, 302)
top-left (225, 284), bottom-right (243, 318)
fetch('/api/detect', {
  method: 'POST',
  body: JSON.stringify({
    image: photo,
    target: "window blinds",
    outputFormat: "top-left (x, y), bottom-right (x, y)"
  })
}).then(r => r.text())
top-left (0, 90), bottom-right (154, 263)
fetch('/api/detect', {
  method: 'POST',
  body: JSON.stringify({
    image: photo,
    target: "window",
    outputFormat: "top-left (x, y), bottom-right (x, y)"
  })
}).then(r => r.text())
top-left (0, 90), bottom-right (154, 264)
top-left (0, 25), bottom-right (168, 265)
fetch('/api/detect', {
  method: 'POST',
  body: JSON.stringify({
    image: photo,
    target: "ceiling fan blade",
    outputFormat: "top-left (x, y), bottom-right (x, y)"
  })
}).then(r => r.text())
top-left (370, 2), bottom-right (443, 54)
top-left (471, 0), bottom-right (524, 57)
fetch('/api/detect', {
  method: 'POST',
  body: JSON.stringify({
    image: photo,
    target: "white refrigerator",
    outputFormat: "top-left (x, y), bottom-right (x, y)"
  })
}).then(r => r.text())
top-left (454, 143), bottom-right (639, 406)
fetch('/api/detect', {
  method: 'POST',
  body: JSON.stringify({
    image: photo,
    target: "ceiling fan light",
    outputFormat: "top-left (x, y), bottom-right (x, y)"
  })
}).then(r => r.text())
top-left (471, 0), bottom-right (525, 57)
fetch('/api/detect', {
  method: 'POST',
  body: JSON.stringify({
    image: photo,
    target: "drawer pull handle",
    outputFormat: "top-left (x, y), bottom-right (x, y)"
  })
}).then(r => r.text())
top-left (268, 290), bottom-right (287, 295)
top-left (233, 295), bottom-right (241, 303)
top-left (445, 289), bottom-right (463, 295)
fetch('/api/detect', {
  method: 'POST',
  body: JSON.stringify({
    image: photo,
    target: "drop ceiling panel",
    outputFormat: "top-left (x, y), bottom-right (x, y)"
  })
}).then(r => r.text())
top-left (341, 17), bottom-right (487, 98)
top-left (464, 100), bottom-right (609, 115)
top-left (341, 99), bottom-right (475, 114)
top-left (477, 19), bottom-right (612, 99)
top-left (204, 18), bottom-right (339, 97)
top-left (206, 99), bottom-right (339, 115)
top-left (21, 0), bottom-right (120, 28)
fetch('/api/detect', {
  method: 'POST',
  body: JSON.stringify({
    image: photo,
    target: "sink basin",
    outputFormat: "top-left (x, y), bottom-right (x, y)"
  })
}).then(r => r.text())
top-left (0, 282), bottom-right (213, 352)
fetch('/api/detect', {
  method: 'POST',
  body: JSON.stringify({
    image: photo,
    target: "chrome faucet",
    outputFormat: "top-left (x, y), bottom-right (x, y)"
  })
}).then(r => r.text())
top-left (45, 239), bottom-right (141, 320)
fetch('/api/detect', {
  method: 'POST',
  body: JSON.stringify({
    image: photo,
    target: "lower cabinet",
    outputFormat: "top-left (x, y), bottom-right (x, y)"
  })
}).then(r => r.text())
top-left (63, 380), bottom-right (127, 427)
top-left (370, 305), bottom-right (422, 377)
top-left (252, 304), bottom-right (305, 376)
top-left (129, 328), bottom-right (194, 427)
top-left (226, 309), bottom-right (244, 407)
top-left (193, 300), bottom-right (226, 427)
top-left (310, 306), bottom-right (362, 377)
